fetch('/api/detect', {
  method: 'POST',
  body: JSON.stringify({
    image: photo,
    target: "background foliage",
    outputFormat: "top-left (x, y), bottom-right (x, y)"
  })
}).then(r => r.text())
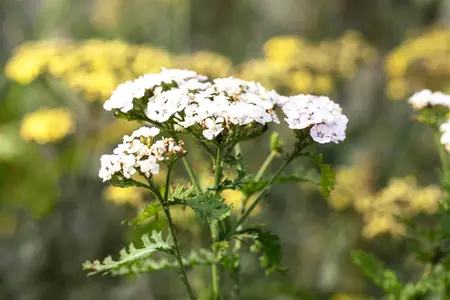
top-left (1, 0), bottom-right (450, 299)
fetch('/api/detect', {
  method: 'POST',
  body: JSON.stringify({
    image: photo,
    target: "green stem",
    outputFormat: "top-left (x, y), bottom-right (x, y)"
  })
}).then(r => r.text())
top-left (182, 156), bottom-right (203, 193)
top-left (228, 152), bottom-right (295, 239)
top-left (435, 133), bottom-right (450, 189)
top-left (211, 146), bottom-right (223, 300)
top-left (254, 151), bottom-right (277, 182)
top-left (169, 132), bottom-right (203, 194)
top-left (153, 165), bottom-right (197, 300)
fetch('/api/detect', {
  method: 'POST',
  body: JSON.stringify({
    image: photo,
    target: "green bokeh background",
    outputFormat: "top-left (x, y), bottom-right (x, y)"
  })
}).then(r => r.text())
top-left (0, 0), bottom-right (449, 299)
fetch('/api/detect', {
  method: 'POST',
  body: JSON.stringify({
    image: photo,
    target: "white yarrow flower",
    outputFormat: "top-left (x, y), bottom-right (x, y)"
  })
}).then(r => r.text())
top-left (408, 89), bottom-right (450, 110)
top-left (98, 126), bottom-right (186, 182)
top-left (281, 94), bottom-right (348, 144)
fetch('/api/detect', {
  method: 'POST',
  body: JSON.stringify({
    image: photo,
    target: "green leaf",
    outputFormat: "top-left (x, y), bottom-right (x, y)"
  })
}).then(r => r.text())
top-left (351, 250), bottom-right (403, 295)
top-left (250, 230), bottom-right (285, 275)
top-left (399, 264), bottom-right (450, 299)
top-left (187, 192), bottom-right (233, 224)
top-left (109, 175), bottom-right (140, 188)
top-left (83, 231), bottom-right (172, 276)
top-left (414, 106), bottom-right (449, 129)
top-left (241, 180), bottom-right (268, 196)
top-left (108, 248), bottom-right (215, 276)
top-left (212, 168), bottom-right (252, 192)
top-left (276, 166), bottom-right (321, 185)
top-left (168, 184), bottom-right (233, 224)
top-left (304, 151), bottom-right (336, 197)
top-left (223, 152), bottom-right (244, 168)
top-left (124, 203), bottom-right (162, 226)
top-left (169, 184), bottom-right (196, 201)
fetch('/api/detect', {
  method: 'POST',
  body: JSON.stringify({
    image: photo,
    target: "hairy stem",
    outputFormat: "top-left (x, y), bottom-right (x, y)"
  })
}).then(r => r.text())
top-left (153, 165), bottom-right (197, 300)
top-left (210, 146), bottom-right (224, 300)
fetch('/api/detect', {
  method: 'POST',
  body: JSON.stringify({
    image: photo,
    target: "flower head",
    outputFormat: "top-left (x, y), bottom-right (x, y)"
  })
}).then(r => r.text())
top-left (103, 68), bottom-right (207, 114)
top-left (104, 69), bottom-right (284, 143)
top-left (281, 94), bottom-right (348, 144)
top-left (98, 126), bottom-right (186, 182)
top-left (408, 89), bottom-right (450, 110)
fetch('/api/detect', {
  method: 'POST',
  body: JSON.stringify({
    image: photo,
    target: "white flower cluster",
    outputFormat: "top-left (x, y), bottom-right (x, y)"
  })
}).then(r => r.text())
top-left (174, 77), bottom-right (280, 140)
top-left (408, 89), bottom-right (450, 110)
top-left (280, 94), bottom-right (348, 144)
top-left (440, 120), bottom-right (450, 153)
top-left (104, 68), bottom-right (281, 141)
top-left (104, 68), bottom-right (348, 144)
top-left (99, 126), bottom-right (186, 182)
top-left (103, 69), bottom-right (207, 113)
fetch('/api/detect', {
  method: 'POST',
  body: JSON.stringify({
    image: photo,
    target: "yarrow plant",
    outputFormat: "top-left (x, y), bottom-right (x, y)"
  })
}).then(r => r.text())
top-left (83, 68), bottom-right (347, 299)
top-left (351, 89), bottom-right (450, 299)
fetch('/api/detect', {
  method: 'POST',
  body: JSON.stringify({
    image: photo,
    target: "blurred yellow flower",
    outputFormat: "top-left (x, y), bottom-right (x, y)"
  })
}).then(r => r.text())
top-left (386, 78), bottom-right (407, 100)
top-left (222, 189), bottom-right (262, 216)
top-left (263, 35), bottom-right (304, 66)
top-left (103, 186), bottom-right (145, 207)
top-left (385, 28), bottom-right (450, 100)
top-left (314, 74), bottom-right (334, 94)
top-left (20, 107), bottom-right (75, 144)
top-left (5, 41), bottom-right (65, 84)
top-left (329, 293), bottom-right (370, 300)
top-left (329, 159), bottom-right (443, 239)
top-left (289, 70), bottom-right (313, 93)
top-left (177, 51), bottom-right (233, 78)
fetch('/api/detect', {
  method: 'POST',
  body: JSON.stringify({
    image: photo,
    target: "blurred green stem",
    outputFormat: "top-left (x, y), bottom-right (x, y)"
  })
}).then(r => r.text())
top-left (228, 151), bottom-right (296, 239)
top-left (435, 133), bottom-right (450, 189)
top-left (211, 146), bottom-right (223, 300)
top-left (170, 132), bottom-right (203, 193)
top-left (151, 164), bottom-right (197, 300)
top-left (254, 151), bottom-right (277, 182)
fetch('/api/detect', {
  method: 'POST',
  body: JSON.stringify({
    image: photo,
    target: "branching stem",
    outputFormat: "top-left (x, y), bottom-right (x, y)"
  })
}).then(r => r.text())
top-left (211, 146), bottom-right (223, 300)
top-left (228, 152), bottom-right (296, 239)
top-left (151, 164), bottom-right (197, 300)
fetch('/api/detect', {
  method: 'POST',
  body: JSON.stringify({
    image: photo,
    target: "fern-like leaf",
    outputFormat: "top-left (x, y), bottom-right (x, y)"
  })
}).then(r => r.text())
top-left (250, 230), bottom-right (285, 275)
top-left (351, 250), bottom-right (403, 295)
top-left (83, 231), bottom-right (172, 276)
top-left (110, 248), bottom-right (215, 276)
top-left (187, 192), bottom-right (233, 224)
top-left (169, 184), bottom-right (233, 224)
top-left (300, 151), bottom-right (336, 197)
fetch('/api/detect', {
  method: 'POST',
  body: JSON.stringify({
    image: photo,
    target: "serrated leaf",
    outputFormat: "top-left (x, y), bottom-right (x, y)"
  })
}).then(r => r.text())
top-left (169, 184), bottom-right (196, 201)
top-left (399, 264), bottom-right (450, 299)
top-left (241, 180), bottom-right (268, 196)
top-left (187, 192), bottom-right (233, 224)
top-left (83, 231), bottom-right (172, 276)
top-left (124, 203), bottom-right (162, 226)
top-left (351, 250), bottom-right (403, 295)
top-left (223, 152), bottom-right (244, 168)
top-left (303, 151), bottom-right (336, 197)
top-left (212, 168), bottom-right (252, 192)
top-left (250, 230), bottom-right (285, 275)
top-left (109, 248), bottom-right (215, 276)
top-left (166, 184), bottom-right (233, 224)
